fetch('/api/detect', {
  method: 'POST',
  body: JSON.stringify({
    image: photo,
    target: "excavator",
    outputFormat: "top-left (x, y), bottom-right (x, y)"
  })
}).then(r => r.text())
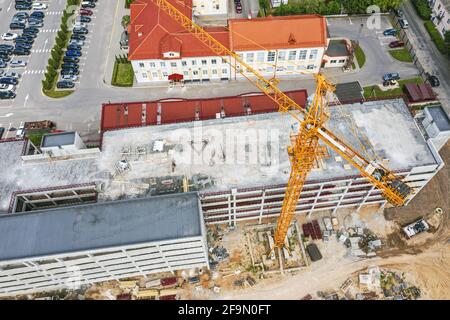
top-left (148, 0), bottom-right (412, 248)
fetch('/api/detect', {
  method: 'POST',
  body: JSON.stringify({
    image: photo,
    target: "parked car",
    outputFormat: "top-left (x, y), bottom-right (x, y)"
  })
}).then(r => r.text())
top-left (393, 8), bottom-right (404, 17)
top-left (30, 11), bottom-right (45, 19)
top-left (23, 27), bottom-right (39, 35)
top-left (81, 1), bottom-right (96, 8)
top-left (12, 48), bottom-right (31, 56)
top-left (71, 34), bottom-right (86, 41)
top-left (0, 126), bottom-right (4, 137)
top-left (383, 28), bottom-right (397, 36)
top-left (0, 90), bottom-right (16, 100)
top-left (15, 42), bottom-right (32, 50)
top-left (63, 56), bottom-right (79, 63)
top-left (0, 84), bottom-right (15, 92)
top-left (3, 71), bottom-right (21, 79)
top-left (10, 59), bottom-right (27, 67)
top-left (61, 74), bottom-right (78, 81)
top-left (14, 12), bottom-right (29, 20)
top-left (0, 60), bottom-right (6, 68)
top-left (56, 80), bottom-right (75, 89)
top-left (15, 3), bottom-right (32, 10)
top-left (61, 62), bottom-right (79, 70)
top-left (65, 50), bottom-right (82, 57)
top-left (0, 77), bottom-right (19, 85)
top-left (0, 54), bottom-right (11, 62)
top-left (15, 34), bottom-right (34, 43)
top-left (60, 68), bottom-right (80, 76)
top-left (383, 72), bottom-right (400, 82)
top-left (67, 44), bottom-right (82, 51)
top-left (73, 27), bottom-right (88, 34)
top-left (32, 3), bottom-right (48, 10)
top-left (427, 74), bottom-right (440, 87)
top-left (80, 8), bottom-right (93, 16)
top-left (22, 30), bottom-right (38, 38)
top-left (0, 44), bottom-right (14, 52)
top-left (28, 20), bottom-right (44, 28)
top-left (16, 123), bottom-right (25, 138)
top-left (69, 39), bottom-right (84, 46)
top-left (235, 1), bottom-right (242, 14)
top-left (1, 33), bottom-right (18, 41)
top-left (389, 40), bottom-right (405, 48)
top-left (74, 22), bottom-right (87, 29)
top-left (77, 15), bottom-right (91, 23)
top-left (399, 18), bottom-right (409, 29)
top-left (10, 22), bottom-right (26, 30)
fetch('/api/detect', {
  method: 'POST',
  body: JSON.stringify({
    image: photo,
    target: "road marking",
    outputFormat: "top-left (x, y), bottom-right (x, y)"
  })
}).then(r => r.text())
top-left (31, 49), bottom-right (52, 53)
top-left (23, 94), bottom-right (29, 107)
top-left (0, 113), bottom-right (13, 118)
top-left (7, 2), bottom-right (12, 12)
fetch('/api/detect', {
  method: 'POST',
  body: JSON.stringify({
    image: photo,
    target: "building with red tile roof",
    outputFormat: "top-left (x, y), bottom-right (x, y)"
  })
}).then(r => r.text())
top-left (128, 0), bottom-right (328, 84)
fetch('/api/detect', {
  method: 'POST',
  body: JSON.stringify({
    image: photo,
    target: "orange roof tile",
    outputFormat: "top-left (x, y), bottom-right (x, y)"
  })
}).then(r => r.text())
top-left (229, 15), bottom-right (327, 51)
top-left (128, 1), bottom-right (327, 61)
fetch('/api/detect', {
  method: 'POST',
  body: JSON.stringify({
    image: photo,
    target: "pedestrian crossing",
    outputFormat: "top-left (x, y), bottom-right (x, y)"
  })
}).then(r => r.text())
top-left (46, 11), bottom-right (63, 16)
top-left (31, 49), bottom-right (52, 53)
top-left (40, 29), bottom-right (59, 33)
top-left (22, 70), bottom-right (45, 75)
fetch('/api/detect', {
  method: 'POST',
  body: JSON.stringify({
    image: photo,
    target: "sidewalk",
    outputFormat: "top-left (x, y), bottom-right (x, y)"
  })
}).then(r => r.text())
top-left (103, 0), bottom-right (130, 85)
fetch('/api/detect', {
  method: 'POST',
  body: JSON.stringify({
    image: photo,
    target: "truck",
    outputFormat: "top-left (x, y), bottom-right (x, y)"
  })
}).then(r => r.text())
top-left (403, 219), bottom-right (429, 239)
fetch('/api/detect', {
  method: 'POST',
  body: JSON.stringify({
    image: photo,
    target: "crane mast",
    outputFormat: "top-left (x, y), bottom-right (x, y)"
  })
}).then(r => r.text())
top-left (149, 0), bottom-right (412, 248)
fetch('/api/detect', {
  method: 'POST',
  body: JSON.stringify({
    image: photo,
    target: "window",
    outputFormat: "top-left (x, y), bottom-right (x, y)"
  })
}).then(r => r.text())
top-left (246, 53), bottom-right (254, 63)
top-left (150, 62), bottom-right (156, 67)
top-left (183, 71), bottom-right (188, 76)
top-left (160, 62), bottom-right (166, 67)
top-left (330, 60), bottom-right (337, 63)
top-left (278, 51), bottom-right (286, 61)
top-left (309, 49), bottom-right (318, 60)
top-left (169, 52), bottom-right (175, 57)
top-left (191, 60), bottom-right (197, 66)
top-left (202, 60), bottom-right (207, 65)
top-left (267, 51), bottom-right (275, 62)
top-left (222, 68), bottom-right (228, 74)
top-left (152, 72), bottom-right (158, 78)
top-left (338, 59), bottom-right (346, 63)
top-left (299, 50), bottom-right (307, 60)
top-left (211, 59), bottom-right (217, 64)
top-left (257, 52), bottom-right (265, 62)
top-left (170, 62), bottom-right (177, 67)
top-left (163, 72), bottom-right (168, 76)
top-left (139, 63), bottom-right (144, 68)
top-left (288, 50), bottom-right (297, 61)
top-left (142, 73), bottom-right (147, 78)
top-left (193, 70), bottom-right (198, 75)
top-left (202, 69), bottom-right (208, 75)
top-left (307, 65), bottom-right (315, 70)
top-left (182, 61), bottom-right (187, 66)
top-left (212, 69), bottom-right (217, 74)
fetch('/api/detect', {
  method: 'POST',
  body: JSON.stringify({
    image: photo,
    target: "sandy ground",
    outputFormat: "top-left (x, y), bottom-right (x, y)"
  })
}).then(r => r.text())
top-left (219, 142), bottom-right (450, 300)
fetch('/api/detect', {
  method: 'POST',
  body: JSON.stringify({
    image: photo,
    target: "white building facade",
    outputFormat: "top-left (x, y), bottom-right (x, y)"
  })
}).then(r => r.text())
top-left (429, 0), bottom-right (450, 37)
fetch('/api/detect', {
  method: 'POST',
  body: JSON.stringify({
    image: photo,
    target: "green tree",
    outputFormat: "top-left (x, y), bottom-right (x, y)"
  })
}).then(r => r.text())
top-left (121, 15), bottom-right (131, 29)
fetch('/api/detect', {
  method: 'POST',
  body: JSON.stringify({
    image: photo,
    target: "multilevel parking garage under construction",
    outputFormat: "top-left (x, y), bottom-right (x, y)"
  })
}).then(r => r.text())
top-left (0, 92), bottom-right (447, 296)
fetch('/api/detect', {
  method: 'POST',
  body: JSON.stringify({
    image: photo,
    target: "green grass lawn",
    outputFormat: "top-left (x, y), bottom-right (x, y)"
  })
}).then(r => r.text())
top-left (388, 48), bottom-right (413, 63)
top-left (112, 61), bottom-right (134, 87)
top-left (354, 44), bottom-right (366, 68)
top-left (43, 89), bottom-right (75, 98)
top-left (26, 128), bottom-right (52, 147)
top-left (363, 77), bottom-right (423, 98)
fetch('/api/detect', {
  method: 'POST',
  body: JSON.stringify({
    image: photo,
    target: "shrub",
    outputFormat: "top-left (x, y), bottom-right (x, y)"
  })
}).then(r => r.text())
top-left (424, 21), bottom-right (448, 55)
top-left (411, 0), bottom-right (431, 20)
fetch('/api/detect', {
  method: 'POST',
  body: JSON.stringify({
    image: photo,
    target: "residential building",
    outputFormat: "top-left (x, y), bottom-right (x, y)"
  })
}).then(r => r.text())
top-left (0, 193), bottom-right (208, 297)
top-left (271, 0), bottom-right (289, 8)
top-left (128, 0), bottom-right (327, 84)
top-left (429, 0), bottom-right (450, 37)
top-left (192, 0), bottom-right (228, 16)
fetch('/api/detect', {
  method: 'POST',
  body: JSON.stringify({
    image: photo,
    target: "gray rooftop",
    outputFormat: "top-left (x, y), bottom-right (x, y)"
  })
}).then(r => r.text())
top-left (0, 192), bottom-right (202, 262)
top-left (334, 81), bottom-right (364, 102)
top-left (326, 40), bottom-right (348, 57)
top-left (427, 105), bottom-right (450, 131)
top-left (41, 131), bottom-right (76, 148)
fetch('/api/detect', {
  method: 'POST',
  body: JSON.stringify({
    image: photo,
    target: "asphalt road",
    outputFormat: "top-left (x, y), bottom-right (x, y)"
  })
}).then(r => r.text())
top-left (0, 5), bottom-right (424, 143)
top-left (401, 0), bottom-right (450, 115)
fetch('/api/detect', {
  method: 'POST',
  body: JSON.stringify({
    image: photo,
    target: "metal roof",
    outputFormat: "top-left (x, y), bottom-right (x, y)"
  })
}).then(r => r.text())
top-left (0, 192), bottom-right (202, 262)
top-left (41, 131), bottom-right (76, 148)
top-left (427, 105), bottom-right (450, 131)
top-left (326, 40), bottom-right (348, 57)
top-left (334, 81), bottom-right (364, 102)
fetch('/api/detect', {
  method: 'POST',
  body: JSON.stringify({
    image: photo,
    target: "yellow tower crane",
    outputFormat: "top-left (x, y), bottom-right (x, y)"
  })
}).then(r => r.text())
top-left (149, 0), bottom-right (413, 248)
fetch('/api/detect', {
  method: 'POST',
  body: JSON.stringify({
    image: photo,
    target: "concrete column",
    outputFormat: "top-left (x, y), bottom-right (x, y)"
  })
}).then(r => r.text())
top-left (227, 194), bottom-right (232, 227)
top-left (231, 188), bottom-right (237, 227)
top-left (332, 179), bottom-right (353, 215)
top-left (157, 245), bottom-right (174, 274)
top-left (121, 249), bottom-right (147, 278)
top-left (258, 190), bottom-right (266, 224)
top-left (308, 183), bottom-right (324, 218)
top-left (356, 184), bottom-right (376, 212)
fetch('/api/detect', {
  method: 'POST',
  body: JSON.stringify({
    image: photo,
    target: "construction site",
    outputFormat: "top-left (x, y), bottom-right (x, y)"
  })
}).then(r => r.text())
top-left (0, 0), bottom-right (449, 301)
